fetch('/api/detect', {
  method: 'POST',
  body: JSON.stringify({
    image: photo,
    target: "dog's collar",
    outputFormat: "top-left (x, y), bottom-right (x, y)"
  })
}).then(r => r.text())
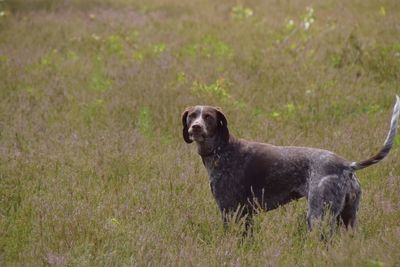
top-left (200, 146), bottom-right (223, 169)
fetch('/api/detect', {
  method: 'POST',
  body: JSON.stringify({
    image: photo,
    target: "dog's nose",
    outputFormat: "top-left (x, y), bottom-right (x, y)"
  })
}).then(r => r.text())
top-left (192, 124), bottom-right (201, 130)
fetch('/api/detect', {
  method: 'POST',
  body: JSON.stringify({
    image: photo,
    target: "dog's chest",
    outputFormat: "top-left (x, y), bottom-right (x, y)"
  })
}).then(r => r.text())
top-left (203, 154), bottom-right (247, 209)
top-left (204, 153), bottom-right (241, 182)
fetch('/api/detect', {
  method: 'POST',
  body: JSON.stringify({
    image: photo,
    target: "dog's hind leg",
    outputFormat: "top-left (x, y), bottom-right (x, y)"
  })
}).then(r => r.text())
top-left (340, 174), bottom-right (361, 229)
top-left (306, 174), bottom-right (347, 232)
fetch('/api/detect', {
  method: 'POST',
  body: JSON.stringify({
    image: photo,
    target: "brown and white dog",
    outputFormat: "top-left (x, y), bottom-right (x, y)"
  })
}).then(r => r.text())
top-left (182, 96), bottom-right (400, 231)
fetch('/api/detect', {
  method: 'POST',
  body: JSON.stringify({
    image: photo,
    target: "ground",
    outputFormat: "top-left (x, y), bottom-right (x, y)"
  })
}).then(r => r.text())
top-left (0, 0), bottom-right (400, 266)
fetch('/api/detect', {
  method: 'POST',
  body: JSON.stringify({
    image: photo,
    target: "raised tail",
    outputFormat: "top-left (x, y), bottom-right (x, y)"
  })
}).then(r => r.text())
top-left (350, 95), bottom-right (400, 171)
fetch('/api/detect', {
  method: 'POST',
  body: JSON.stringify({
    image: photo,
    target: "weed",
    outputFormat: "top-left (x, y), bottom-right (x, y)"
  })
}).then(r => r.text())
top-left (132, 42), bottom-right (167, 62)
top-left (105, 34), bottom-right (124, 56)
top-left (192, 78), bottom-right (231, 102)
top-left (83, 98), bottom-right (105, 126)
top-left (152, 43), bottom-right (166, 55)
top-left (179, 35), bottom-right (233, 59)
top-left (136, 106), bottom-right (153, 138)
top-left (176, 71), bottom-right (186, 83)
top-left (364, 259), bottom-right (385, 267)
top-left (90, 57), bottom-right (112, 92)
top-left (231, 4), bottom-right (253, 21)
top-left (301, 7), bottom-right (315, 31)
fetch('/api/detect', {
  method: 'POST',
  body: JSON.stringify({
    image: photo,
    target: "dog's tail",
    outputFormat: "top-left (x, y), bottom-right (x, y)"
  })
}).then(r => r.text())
top-left (349, 95), bottom-right (400, 171)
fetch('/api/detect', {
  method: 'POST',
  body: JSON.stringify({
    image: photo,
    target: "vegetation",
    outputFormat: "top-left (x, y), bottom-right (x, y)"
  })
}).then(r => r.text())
top-left (0, 0), bottom-right (399, 265)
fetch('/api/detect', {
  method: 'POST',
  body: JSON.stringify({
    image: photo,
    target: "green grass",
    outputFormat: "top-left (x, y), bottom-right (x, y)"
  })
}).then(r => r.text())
top-left (1, 0), bottom-right (400, 265)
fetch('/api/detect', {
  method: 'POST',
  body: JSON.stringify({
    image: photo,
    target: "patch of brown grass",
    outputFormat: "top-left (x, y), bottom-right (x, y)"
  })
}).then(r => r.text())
top-left (0, 0), bottom-right (399, 265)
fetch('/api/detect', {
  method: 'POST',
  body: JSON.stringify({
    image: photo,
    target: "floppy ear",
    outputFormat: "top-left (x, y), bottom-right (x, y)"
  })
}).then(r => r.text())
top-left (181, 107), bottom-right (193, 143)
top-left (215, 107), bottom-right (230, 143)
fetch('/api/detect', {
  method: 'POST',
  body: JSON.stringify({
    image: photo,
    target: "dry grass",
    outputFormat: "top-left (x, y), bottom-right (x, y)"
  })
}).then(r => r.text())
top-left (1, 0), bottom-right (400, 266)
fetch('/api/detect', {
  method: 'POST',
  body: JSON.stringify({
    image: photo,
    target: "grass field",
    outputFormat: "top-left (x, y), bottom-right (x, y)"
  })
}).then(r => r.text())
top-left (1, 0), bottom-right (400, 265)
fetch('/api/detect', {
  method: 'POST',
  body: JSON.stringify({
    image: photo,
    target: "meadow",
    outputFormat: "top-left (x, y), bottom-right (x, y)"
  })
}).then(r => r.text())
top-left (0, 0), bottom-right (400, 265)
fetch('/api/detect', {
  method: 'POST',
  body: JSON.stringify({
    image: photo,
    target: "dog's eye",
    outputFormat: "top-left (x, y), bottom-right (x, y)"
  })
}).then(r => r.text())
top-left (204, 114), bottom-right (211, 120)
top-left (188, 113), bottom-right (196, 119)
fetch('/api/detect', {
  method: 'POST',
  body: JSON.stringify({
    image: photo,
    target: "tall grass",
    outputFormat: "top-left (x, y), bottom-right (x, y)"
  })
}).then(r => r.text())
top-left (0, 0), bottom-right (399, 265)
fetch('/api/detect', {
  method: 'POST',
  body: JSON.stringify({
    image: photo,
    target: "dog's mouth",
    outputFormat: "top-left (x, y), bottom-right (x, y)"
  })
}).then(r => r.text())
top-left (189, 130), bottom-right (207, 142)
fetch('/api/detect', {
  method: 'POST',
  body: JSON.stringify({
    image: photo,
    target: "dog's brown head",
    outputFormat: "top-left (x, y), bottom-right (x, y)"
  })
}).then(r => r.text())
top-left (181, 106), bottom-right (229, 144)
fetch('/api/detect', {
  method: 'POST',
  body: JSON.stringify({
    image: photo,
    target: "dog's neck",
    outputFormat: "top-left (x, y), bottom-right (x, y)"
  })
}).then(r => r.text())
top-left (195, 134), bottom-right (232, 158)
top-left (195, 135), bottom-right (219, 157)
top-left (196, 136), bottom-right (225, 179)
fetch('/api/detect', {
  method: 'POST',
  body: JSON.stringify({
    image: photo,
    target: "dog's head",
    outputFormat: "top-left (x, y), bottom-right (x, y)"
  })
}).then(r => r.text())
top-left (181, 106), bottom-right (229, 144)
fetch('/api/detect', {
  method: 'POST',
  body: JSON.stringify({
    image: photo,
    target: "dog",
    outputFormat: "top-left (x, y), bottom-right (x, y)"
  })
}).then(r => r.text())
top-left (182, 96), bottom-right (399, 231)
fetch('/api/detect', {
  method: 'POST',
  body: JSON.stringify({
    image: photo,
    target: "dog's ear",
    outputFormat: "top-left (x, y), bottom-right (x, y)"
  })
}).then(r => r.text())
top-left (181, 107), bottom-right (193, 143)
top-left (215, 107), bottom-right (230, 143)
